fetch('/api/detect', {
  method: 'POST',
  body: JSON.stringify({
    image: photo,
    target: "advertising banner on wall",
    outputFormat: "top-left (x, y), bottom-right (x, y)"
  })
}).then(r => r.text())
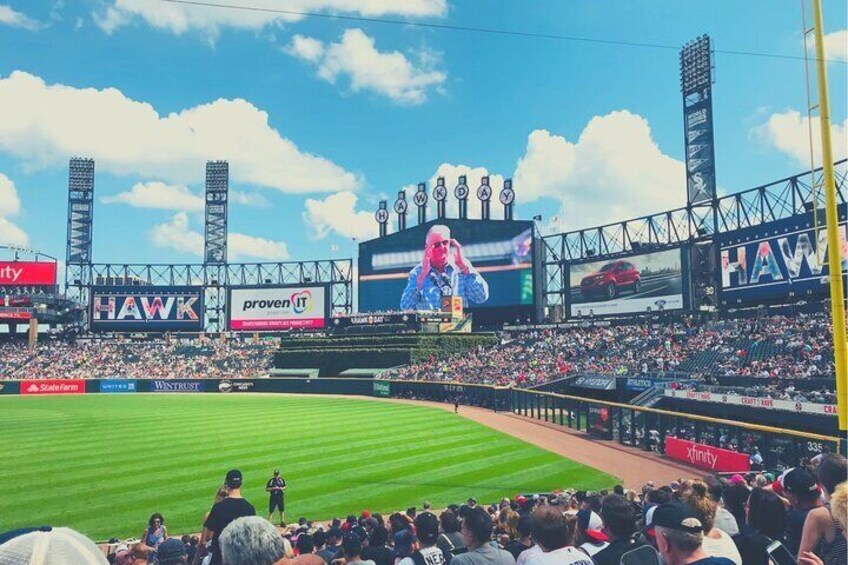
top-left (665, 436), bottom-right (750, 472)
top-left (228, 286), bottom-right (328, 330)
top-left (148, 380), bottom-right (204, 393)
top-left (664, 389), bottom-right (838, 416)
top-left (99, 379), bottom-right (138, 393)
top-left (719, 210), bottom-right (848, 305)
top-left (21, 379), bottom-right (86, 395)
top-left (89, 286), bottom-right (204, 332)
top-left (0, 381), bottom-right (19, 394)
top-left (0, 261), bottom-right (58, 286)
top-left (373, 381), bottom-right (391, 397)
top-left (217, 379), bottom-right (256, 393)
top-left (572, 374), bottom-right (617, 391)
top-left (568, 248), bottom-right (685, 317)
top-left (587, 404), bottom-right (613, 440)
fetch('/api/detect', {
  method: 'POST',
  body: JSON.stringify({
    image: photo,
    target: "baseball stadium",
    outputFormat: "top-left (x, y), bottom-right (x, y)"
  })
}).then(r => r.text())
top-left (0, 2), bottom-right (846, 565)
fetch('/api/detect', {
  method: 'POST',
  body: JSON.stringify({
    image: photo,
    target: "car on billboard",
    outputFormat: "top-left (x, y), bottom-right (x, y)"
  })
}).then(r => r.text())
top-left (580, 260), bottom-right (641, 300)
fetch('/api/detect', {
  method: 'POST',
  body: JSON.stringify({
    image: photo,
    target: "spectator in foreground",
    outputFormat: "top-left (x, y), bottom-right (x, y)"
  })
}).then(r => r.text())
top-left (361, 525), bottom-right (392, 565)
top-left (156, 538), bottom-right (188, 565)
top-left (194, 469), bottom-right (257, 565)
top-left (0, 526), bottom-right (109, 564)
top-left (736, 488), bottom-right (787, 565)
top-left (437, 511), bottom-right (466, 556)
top-left (317, 527), bottom-right (344, 564)
top-left (452, 506), bottom-right (515, 565)
top-left (504, 513), bottom-right (535, 561)
top-left (287, 534), bottom-right (325, 565)
top-left (650, 504), bottom-right (734, 565)
top-left (591, 494), bottom-right (645, 565)
top-left (219, 516), bottom-right (284, 565)
top-left (524, 506), bottom-right (590, 565)
top-left (679, 481), bottom-right (742, 564)
top-left (574, 509), bottom-right (607, 557)
top-left (798, 454), bottom-right (848, 564)
top-left (339, 533), bottom-right (375, 565)
top-left (141, 512), bottom-right (168, 562)
top-left (782, 467), bottom-right (824, 556)
top-left (399, 512), bottom-right (451, 565)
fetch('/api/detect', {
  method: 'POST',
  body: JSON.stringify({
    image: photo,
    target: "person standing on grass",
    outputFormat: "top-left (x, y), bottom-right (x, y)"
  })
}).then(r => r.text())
top-left (193, 469), bottom-right (256, 565)
top-left (267, 469), bottom-right (288, 526)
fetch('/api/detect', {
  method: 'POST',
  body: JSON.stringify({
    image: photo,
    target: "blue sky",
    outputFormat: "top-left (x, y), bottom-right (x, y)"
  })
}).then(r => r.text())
top-left (0, 0), bottom-right (845, 268)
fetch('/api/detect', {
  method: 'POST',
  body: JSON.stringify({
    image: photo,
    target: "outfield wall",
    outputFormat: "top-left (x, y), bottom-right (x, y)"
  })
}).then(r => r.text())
top-left (1, 377), bottom-right (842, 472)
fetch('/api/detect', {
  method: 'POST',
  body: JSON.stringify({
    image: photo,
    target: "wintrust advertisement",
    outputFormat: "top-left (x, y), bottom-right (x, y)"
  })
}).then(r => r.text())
top-left (21, 379), bottom-right (86, 395)
top-left (228, 286), bottom-right (328, 330)
top-left (664, 436), bottom-right (750, 472)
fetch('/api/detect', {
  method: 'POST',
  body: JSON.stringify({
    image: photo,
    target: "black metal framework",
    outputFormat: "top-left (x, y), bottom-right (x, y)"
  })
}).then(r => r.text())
top-left (66, 259), bottom-right (353, 332)
top-left (542, 161), bottom-right (848, 310)
top-left (204, 161), bottom-right (229, 265)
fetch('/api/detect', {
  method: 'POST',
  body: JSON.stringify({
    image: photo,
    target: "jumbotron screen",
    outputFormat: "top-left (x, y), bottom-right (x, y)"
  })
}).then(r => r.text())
top-left (358, 219), bottom-right (536, 318)
top-left (568, 248), bottom-right (686, 317)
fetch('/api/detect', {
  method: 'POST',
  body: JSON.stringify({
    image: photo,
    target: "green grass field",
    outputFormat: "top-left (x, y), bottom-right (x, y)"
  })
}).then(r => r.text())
top-left (0, 394), bottom-right (617, 540)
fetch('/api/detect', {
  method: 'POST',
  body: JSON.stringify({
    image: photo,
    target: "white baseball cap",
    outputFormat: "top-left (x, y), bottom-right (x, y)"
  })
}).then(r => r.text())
top-left (0, 527), bottom-right (108, 565)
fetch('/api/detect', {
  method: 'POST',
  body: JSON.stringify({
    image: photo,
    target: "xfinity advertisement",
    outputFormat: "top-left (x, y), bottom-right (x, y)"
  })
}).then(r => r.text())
top-left (228, 286), bottom-right (328, 331)
top-left (568, 248), bottom-right (685, 317)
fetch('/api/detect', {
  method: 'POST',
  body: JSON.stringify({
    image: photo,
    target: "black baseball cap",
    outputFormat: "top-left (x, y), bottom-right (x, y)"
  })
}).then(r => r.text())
top-left (648, 503), bottom-right (703, 534)
top-left (225, 469), bottom-right (243, 488)
top-left (783, 468), bottom-right (819, 495)
top-left (156, 538), bottom-right (186, 564)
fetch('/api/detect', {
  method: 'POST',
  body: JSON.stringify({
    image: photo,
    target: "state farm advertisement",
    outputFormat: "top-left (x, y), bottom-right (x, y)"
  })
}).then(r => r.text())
top-left (228, 286), bottom-right (327, 331)
top-left (0, 261), bottom-right (58, 286)
top-left (665, 436), bottom-right (750, 473)
top-left (21, 379), bottom-right (86, 395)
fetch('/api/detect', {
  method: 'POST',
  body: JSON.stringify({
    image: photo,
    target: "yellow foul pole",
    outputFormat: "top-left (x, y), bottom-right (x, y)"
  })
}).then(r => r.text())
top-left (811, 0), bottom-right (848, 430)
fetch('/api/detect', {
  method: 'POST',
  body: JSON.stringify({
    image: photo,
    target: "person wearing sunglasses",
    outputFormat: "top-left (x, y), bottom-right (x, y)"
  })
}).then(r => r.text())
top-left (400, 225), bottom-right (489, 311)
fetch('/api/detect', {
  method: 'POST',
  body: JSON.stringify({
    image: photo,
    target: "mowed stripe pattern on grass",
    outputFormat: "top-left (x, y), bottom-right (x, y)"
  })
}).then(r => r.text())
top-left (0, 395), bottom-right (617, 540)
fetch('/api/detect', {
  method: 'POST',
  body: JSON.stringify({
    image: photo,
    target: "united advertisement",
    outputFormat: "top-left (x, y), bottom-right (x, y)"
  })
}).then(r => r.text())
top-left (89, 286), bottom-right (204, 332)
top-left (228, 286), bottom-right (328, 331)
top-left (568, 248), bottom-right (686, 317)
top-left (0, 261), bottom-right (58, 287)
top-left (99, 379), bottom-right (138, 393)
top-left (720, 210), bottom-right (848, 305)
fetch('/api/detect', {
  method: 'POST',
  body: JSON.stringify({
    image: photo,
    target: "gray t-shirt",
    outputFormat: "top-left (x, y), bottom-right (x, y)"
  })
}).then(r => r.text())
top-left (451, 543), bottom-right (515, 565)
top-left (714, 507), bottom-right (740, 537)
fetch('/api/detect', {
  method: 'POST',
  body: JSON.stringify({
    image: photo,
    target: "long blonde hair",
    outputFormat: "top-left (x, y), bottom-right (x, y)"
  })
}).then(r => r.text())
top-left (680, 480), bottom-right (717, 533)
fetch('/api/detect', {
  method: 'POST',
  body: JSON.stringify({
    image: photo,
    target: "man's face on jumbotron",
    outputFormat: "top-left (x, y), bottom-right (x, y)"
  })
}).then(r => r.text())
top-left (426, 229), bottom-right (451, 269)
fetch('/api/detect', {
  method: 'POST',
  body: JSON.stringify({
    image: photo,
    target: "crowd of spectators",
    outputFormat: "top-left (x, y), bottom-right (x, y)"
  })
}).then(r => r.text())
top-left (0, 338), bottom-right (275, 380)
top-left (1, 454), bottom-right (845, 565)
top-left (386, 312), bottom-right (835, 388)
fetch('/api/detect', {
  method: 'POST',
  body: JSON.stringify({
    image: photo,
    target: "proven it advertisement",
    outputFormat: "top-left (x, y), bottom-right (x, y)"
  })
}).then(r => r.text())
top-left (228, 286), bottom-right (328, 330)
top-left (569, 248), bottom-right (685, 317)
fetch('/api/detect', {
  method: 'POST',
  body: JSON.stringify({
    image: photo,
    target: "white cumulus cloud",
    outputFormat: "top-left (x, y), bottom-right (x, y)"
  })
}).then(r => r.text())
top-left (513, 110), bottom-right (686, 231)
top-left (287, 29), bottom-right (446, 104)
top-left (150, 212), bottom-right (289, 261)
top-left (0, 173), bottom-right (28, 246)
top-left (806, 29), bottom-right (848, 62)
top-left (751, 110), bottom-right (848, 168)
top-left (95, 0), bottom-right (446, 38)
top-left (102, 181), bottom-right (204, 211)
top-left (0, 5), bottom-right (41, 30)
top-left (303, 191), bottom-right (377, 240)
top-left (0, 70), bottom-right (358, 194)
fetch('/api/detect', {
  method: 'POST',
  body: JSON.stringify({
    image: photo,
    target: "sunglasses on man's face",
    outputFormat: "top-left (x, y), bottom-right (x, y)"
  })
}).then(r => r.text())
top-left (431, 240), bottom-right (450, 248)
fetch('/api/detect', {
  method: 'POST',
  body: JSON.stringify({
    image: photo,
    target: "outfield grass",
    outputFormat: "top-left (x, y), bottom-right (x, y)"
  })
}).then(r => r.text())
top-left (0, 394), bottom-right (617, 540)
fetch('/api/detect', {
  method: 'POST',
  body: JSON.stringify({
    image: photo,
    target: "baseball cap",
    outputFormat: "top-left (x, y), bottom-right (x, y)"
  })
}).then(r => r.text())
top-left (782, 468), bottom-right (819, 495)
top-left (0, 526), bottom-right (109, 565)
top-left (156, 538), bottom-right (186, 564)
top-left (392, 530), bottom-right (415, 557)
top-left (647, 504), bottom-right (703, 534)
top-left (274, 469), bottom-right (280, 475)
top-left (225, 469), bottom-right (243, 488)
top-left (730, 474), bottom-right (746, 485)
top-left (576, 509), bottom-right (607, 543)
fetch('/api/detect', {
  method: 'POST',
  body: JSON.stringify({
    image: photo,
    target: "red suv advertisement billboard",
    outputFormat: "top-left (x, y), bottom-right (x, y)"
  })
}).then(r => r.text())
top-left (664, 436), bottom-right (750, 473)
top-left (0, 261), bottom-right (58, 286)
top-left (21, 379), bottom-right (86, 395)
